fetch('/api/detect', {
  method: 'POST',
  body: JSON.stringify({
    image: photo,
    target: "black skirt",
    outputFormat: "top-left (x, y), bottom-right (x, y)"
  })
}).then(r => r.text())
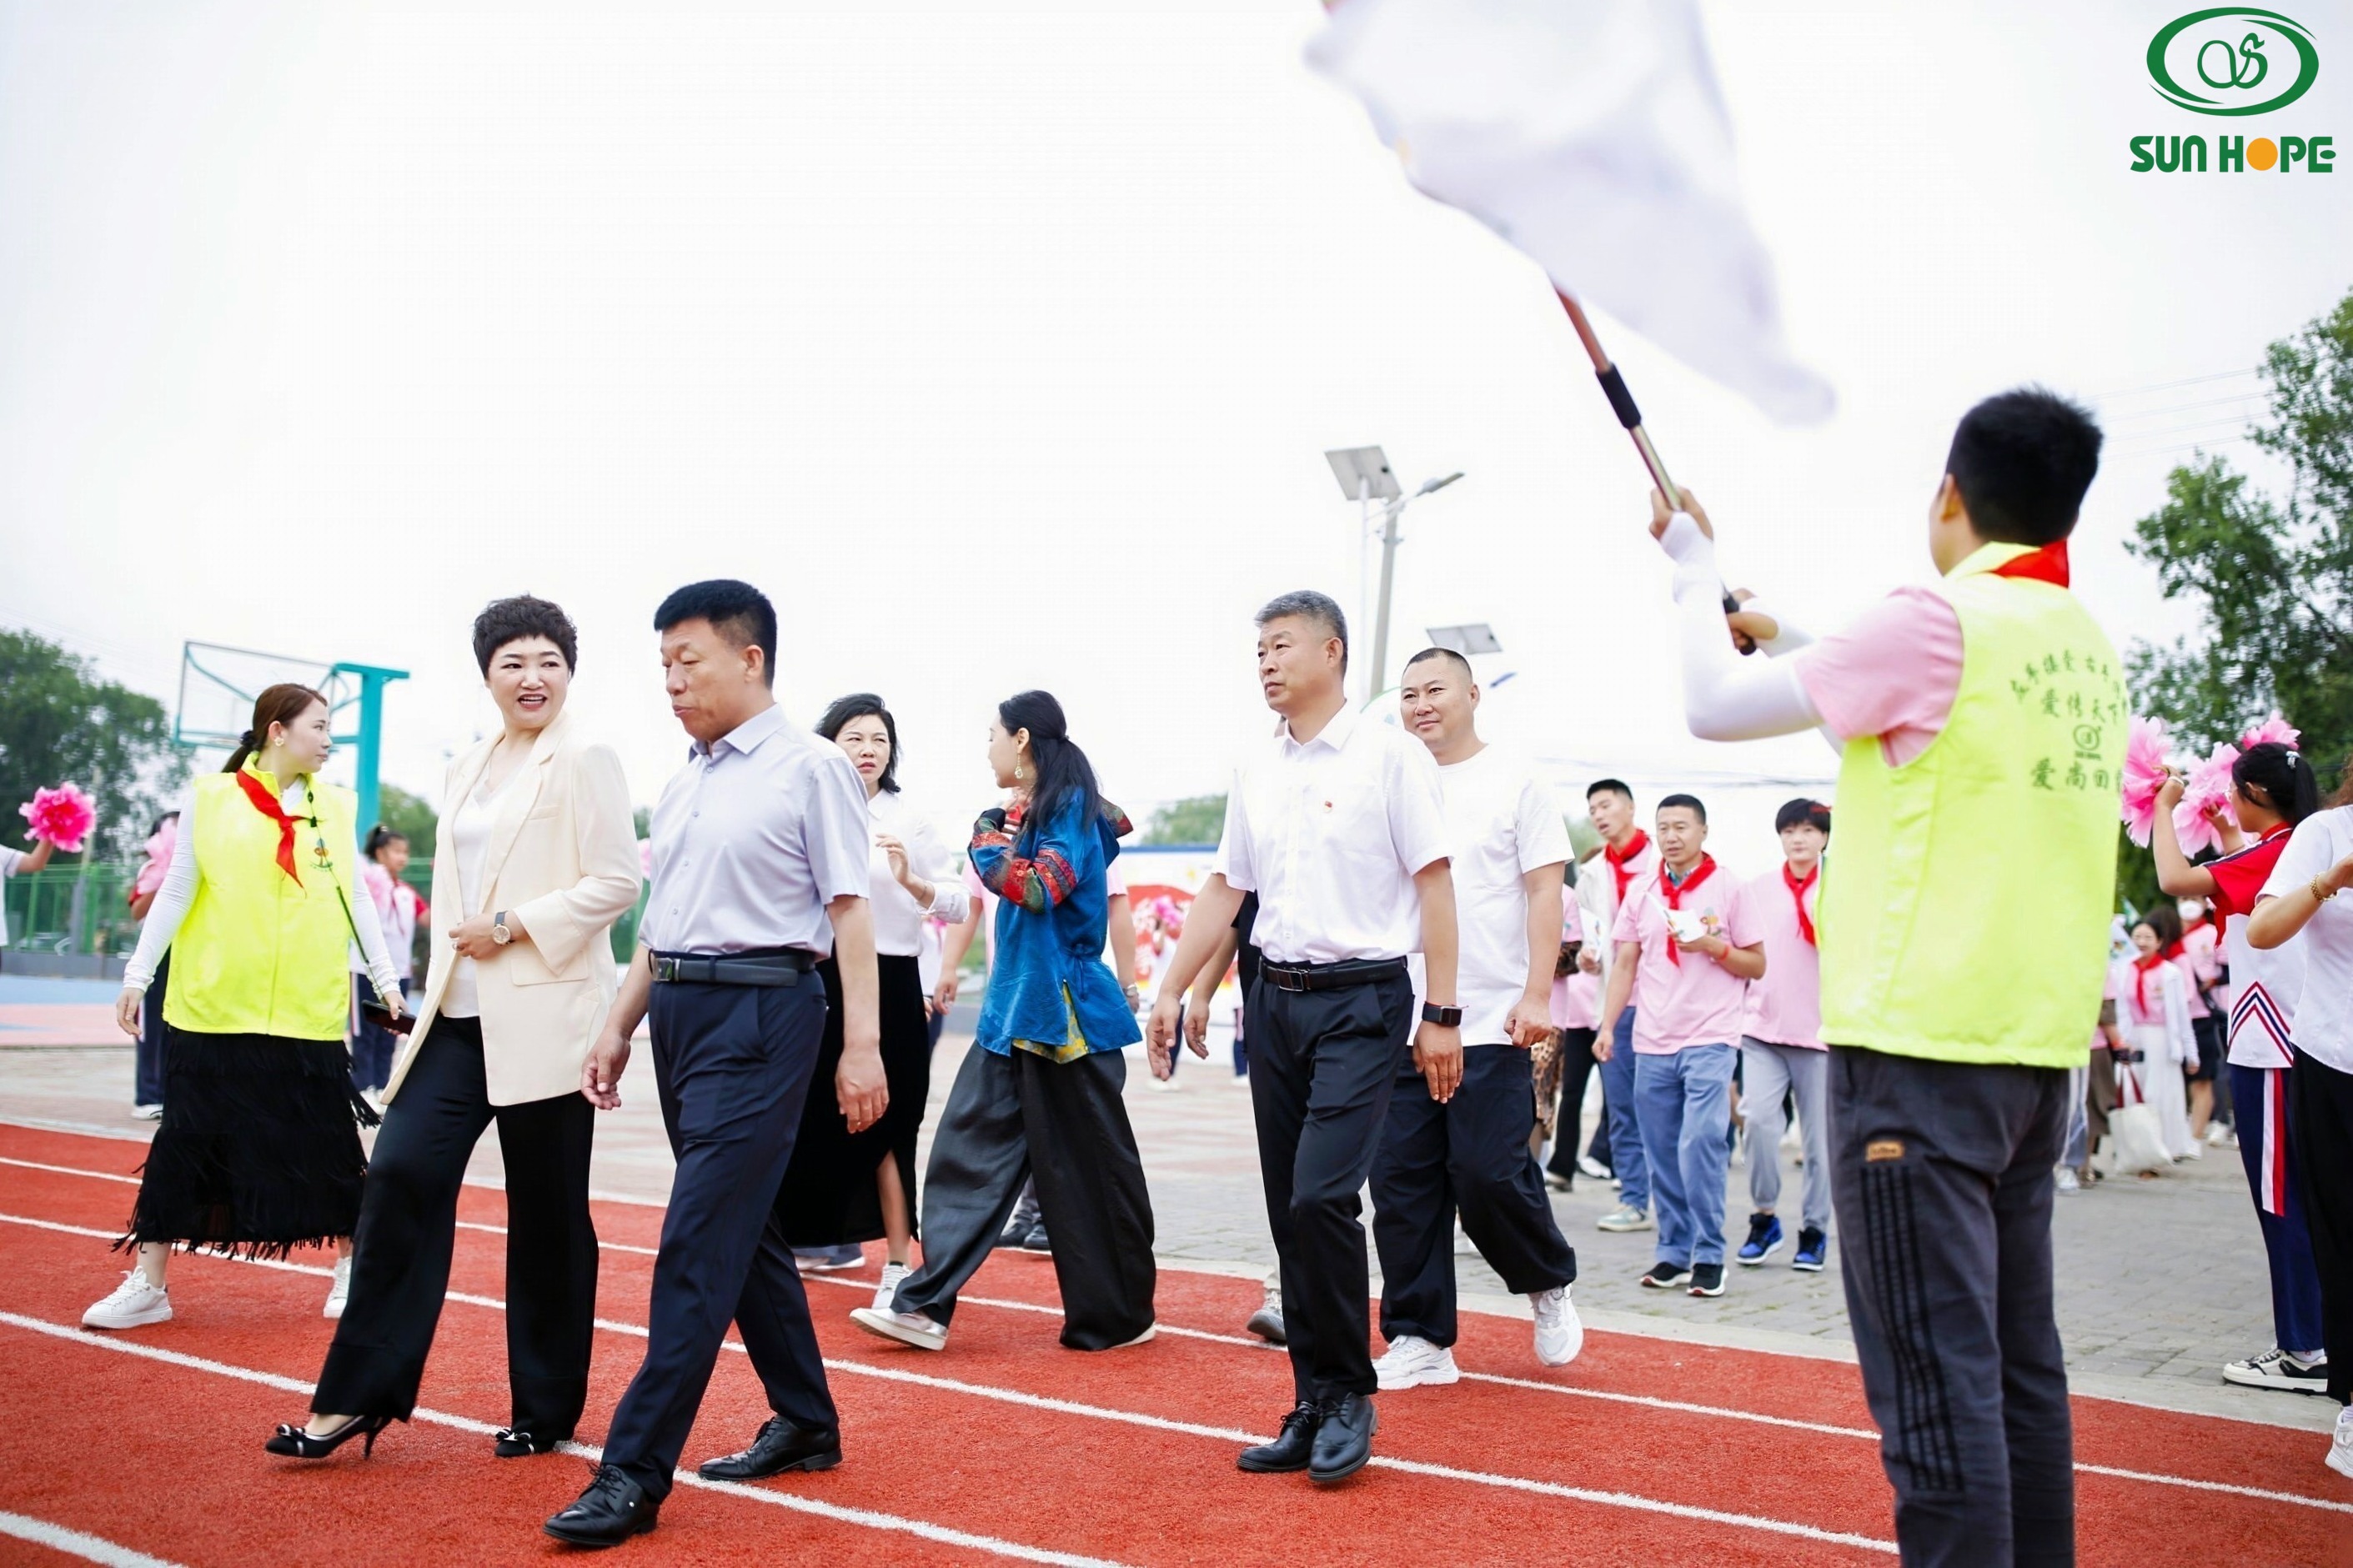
top-left (122, 1026), bottom-right (378, 1260)
top-left (774, 953), bottom-right (933, 1248)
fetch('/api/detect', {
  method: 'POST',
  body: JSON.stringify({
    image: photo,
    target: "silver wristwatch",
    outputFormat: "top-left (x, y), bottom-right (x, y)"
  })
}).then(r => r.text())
top-left (492, 910), bottom-right (514, 945)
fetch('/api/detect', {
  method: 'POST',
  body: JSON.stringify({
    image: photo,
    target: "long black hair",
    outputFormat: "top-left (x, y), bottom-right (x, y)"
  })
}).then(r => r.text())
top-left (815, 693), bottom-right (901, 794)
top-left (1000, 689), bottom-right (1101, 838)
top-left (2233, 741), bottom-right (2320, 828)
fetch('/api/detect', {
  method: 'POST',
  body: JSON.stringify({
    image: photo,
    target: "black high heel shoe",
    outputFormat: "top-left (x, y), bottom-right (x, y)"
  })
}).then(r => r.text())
top-left (264, 1413), bottom-right (391, 1459)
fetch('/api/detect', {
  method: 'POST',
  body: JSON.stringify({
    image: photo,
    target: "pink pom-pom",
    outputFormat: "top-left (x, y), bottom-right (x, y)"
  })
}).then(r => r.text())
top-left (2238, 714), bottom-right (2301, 754)
top-left (2120, 716), bottom-right (2171, 847)
top-left (20, 784), bottom-right (97, 854)
top-left (2174, 744), bottom-right (2240, 858)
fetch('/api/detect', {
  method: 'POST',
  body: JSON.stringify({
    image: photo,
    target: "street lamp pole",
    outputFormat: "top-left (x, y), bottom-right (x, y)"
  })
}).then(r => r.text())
top-left (1324, 448), bottom-right (1463, 702)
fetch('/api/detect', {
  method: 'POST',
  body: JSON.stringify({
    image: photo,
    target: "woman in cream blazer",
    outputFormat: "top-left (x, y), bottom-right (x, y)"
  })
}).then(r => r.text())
top-left (277, 597), bottom-right (640, 1464)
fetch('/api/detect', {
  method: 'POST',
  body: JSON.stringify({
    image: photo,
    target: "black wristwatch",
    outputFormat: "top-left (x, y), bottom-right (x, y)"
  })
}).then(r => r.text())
top-left (1421, 1001), bottom-right (1463, 1027)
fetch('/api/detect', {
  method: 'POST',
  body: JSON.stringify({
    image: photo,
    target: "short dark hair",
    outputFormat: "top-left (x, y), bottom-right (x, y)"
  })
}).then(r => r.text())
top-left (815, 692), bottom-right (900, 794)
top-left (654, 579), bottom-right (779, 685)
top-left (1775, 798), bottom-right (1833, 836)
top-left (1944, 387), bottom-right (2103, 547)
top-left (1586, 778), bottom-right (1634, 804)
top-left (1657, 792), bottom-right (1708, 825)
top-left (1256, 590), bottom-right (1349, 675)
top-left (1402, 646), bottom-right (1473, 683)
top-left (472, 594), bottom-right (579, 675)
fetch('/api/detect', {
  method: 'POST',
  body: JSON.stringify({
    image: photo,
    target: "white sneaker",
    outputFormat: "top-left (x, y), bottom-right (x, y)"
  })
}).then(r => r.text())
top-left (1597, 1205), bottom-right (1654, 1233)
top-left (872, 1261), bottom-right (910, 1312)
top-left (2221, 1346), bottom-right (2329, 1394)
top-left (1574, 1155), bottom-right (1612, 1181)
top-left (1245, 1281), bottom-right (1286, 1345)
top-left (2180, 1141), bottom-right (2205, 1161)
top-left (324, 1257), bottom-right (352, 1320)
top-left (132, 1104), bottom-right (163, 1121)
top-left (1529, 1285), bottom-right (1583, 1367)
top-left (2329, 1410), bottom-right (2353, 1480)
top-left (849, 1305), bottom-right (948, 1351)
top-left (1372, 1333), bottom-right (1460, 1390)
top-left (2053, 1166), bottom-right (2081, 1194)
top-left (2205, 1121), bottom-right (2237, 1148)
top-left (83, 1270), bottom-right (172, 1330)
top-left (1110, 1323), bottom-right (1157, 1348)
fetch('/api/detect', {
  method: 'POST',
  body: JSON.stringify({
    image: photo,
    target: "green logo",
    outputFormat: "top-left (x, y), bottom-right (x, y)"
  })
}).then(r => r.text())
top-left (2149, 8), bottom-right (2319, 114)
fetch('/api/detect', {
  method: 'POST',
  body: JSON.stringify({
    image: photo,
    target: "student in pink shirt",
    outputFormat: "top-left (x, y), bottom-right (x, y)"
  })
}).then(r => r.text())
top-left (1597, 794), bottom-right (1764, 1299)
top-left (1543, 898), bottom-right (1603, 1190)
top-left (1734, 799), bottom-right (1832, 1274)
top-left (2171, 897), bottom-right (2227, 1144)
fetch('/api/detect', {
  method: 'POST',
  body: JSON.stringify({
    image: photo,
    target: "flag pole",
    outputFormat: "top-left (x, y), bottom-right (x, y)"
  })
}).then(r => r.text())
top-left (1557, 291), bottom-right (1683, 511)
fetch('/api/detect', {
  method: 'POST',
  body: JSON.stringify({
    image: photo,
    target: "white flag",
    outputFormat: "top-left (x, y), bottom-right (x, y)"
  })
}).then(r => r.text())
top-left (1308, 0), bottom-right (1834, 425)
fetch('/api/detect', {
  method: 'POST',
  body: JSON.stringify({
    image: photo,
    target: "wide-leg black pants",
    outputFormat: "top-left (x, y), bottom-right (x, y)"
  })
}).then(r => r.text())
top-left (2287, 1050), bottom-right (2353, 1405)
top-left (1372, 1044), bottom-right (1577, 1348)
top-left (313, 1015), bottom-right (598, 1434)
top-left (894, 1044), bottom-right (1155, 1349)
top-left (602, 974), bottom-right (836, 1500)
top-left (1828, 1045), bottom-right (2074, 1568)
top-left (1247, 966), bottom-right (1416, 1403)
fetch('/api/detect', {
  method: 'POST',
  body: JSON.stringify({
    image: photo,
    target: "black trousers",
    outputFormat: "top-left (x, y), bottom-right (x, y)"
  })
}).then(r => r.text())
top-left (601, 975), bottom-right (836, 1500)
top-left (135, 952), bottom-right (170, 1106)
top-left (1828, 1046), bottom-right (2074, 1568)
top-left (1545, 1026), bottom-right (1599, 1181)
top-left (2287, 1050), bottom-right (2353, 1405)
top-left (313, 1015), bottom-right (597, 1432)
top-left (1247, 966), bottom-right (1416, 1403)
top-left (895, 1044), bottom-right (1156, 1348)
top-left (1373, 1045), bottom-right (1577, 1347)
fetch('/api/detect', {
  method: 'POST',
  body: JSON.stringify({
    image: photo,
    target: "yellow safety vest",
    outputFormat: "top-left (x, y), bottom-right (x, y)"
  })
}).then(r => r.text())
top-left (1818, 542), bottom-right (2124, 1069)
top-left (164, 769), bottom-right (362, 1042)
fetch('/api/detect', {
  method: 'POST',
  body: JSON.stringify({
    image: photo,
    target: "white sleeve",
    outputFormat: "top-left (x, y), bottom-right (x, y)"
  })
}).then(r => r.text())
top-left (124, 784), bottom-right (201, 990)
top-left (1658, 514), bottom-right (1827, 743)
top-left (344, 855), bottom-right (400, 1000)
top-left (0, 845), bottom-right (23, 879)
top-left (1211, 766), bottom-right (1257, 892)
top-left (1732, 598), bottom-right (1819, 659)
top-left (910, 814), bottom-right (971, 924)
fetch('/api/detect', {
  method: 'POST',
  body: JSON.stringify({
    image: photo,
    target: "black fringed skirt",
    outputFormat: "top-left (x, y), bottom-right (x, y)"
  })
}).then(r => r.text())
top-left (121, 1026), bottom-right (379, 1260)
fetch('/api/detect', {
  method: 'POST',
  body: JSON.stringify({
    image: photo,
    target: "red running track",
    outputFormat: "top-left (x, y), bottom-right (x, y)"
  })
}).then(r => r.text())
top-left (0, 1122), bottom-right (2346, 1567)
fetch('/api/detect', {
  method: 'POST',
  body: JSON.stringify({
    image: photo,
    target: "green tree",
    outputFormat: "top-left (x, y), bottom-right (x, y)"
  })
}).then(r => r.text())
top-left (1141, 794), bottom-right (1226, 845)
top-left (0, 629), bottom-right (185, 862)
top-left (2126, 288), bottom-right (2353, 777)
top-left (374, 782), bottom-right (439, 858)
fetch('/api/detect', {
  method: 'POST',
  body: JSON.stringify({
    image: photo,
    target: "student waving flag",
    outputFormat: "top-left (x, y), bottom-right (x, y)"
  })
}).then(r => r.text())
top-left (1307, 0), bottom-right (1833, 426)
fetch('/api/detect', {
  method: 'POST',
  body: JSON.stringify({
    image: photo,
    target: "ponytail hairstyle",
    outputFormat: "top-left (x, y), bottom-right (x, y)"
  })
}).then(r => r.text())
top-left (2233, 741), bottom-right (2320, 829)
top-left (998, 689), bottom-right (1101, 841)
top-left (364, 824), bottom-right (409, 863)
top-left (223, 683), bottom-right (329, 774)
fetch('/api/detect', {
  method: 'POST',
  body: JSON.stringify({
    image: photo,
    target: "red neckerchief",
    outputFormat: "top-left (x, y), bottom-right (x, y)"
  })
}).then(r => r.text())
top-left (1606, 829), bottom-right (1652, 908)
top-left (1783, 861), bottom-right (1819, 947)
top-left (1658, 855), bottom-right (1718, 967)
top-left (1987, 539), bottom-right (2070, 587)
top-left (2180, 912), bottom-right (2211, 946)
top-left (2132, 950), bottom-right (2166, 1016)
top-left (233, 768), bottom-right (308, 884)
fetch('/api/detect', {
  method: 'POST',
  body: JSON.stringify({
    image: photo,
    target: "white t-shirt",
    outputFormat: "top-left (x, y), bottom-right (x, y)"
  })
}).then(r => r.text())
top-left (0, 844), bottom-right (23, 948)
top-left (2262, 808), bottom-right (2353, 1074)
top-left (1408, 748), bottom-right (1568, 1047)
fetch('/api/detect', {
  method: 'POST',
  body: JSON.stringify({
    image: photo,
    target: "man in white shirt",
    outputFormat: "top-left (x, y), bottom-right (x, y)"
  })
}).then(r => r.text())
top-left (1369, 649), bottom-right (1582, 1390)
top-left (1148, 590), bottom-right (1459, 1486)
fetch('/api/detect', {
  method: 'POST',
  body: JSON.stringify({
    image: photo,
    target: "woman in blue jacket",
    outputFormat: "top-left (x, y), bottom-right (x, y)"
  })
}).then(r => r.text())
top-left (850, 689), bottom-right (1156, 1353)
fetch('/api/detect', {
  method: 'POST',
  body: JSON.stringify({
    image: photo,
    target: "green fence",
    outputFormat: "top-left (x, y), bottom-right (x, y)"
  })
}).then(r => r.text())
top-left (5, 858), bottom-right (651, 964)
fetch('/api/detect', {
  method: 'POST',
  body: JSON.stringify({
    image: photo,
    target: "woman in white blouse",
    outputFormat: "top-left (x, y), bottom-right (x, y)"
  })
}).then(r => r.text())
top-left (272, 596), bottom-right (640, 1462)
top-left (775, 694), bottom-right (970, 1309)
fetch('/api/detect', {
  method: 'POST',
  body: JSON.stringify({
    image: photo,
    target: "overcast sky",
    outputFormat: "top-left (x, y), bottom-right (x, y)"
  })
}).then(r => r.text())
top-left (3, 0), bottom-right (2347, 862)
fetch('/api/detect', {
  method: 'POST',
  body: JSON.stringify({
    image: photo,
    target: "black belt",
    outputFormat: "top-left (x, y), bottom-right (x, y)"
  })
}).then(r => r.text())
top-left (650, 949), bottom-right (818, 987)
top-left (1256, 957), bottom-right (1408, 994)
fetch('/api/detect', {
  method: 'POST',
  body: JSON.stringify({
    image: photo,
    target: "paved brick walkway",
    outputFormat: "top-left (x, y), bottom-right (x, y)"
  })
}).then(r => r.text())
top-left (3, 1009), bottom-right (2328, 1432)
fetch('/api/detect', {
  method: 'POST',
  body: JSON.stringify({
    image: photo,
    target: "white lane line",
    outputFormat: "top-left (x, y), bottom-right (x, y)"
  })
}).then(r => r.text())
top-left (12, 1190), bottom-right (2350, 1520)
top-left (0, 1510), bottom-right (184, 1568)
top-left (0, 1155), bottom-right (140, 1185)
top-left (0, 1310), bottom-right (1136, 1568)
top-left (453, 1219), bottom-right (659, 1255)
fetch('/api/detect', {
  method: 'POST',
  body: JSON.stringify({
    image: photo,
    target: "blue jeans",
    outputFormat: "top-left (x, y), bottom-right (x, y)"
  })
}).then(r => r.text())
top-left (1598, 1009), bottom-right (1648, 1213)
top-left (1633, 1043), bottom-right (1737, 1267)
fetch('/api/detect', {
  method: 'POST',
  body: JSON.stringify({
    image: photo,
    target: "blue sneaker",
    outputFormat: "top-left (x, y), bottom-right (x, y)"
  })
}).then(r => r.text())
top-left (1792, 1227), bottom-right (1829, 1272)
top-left (1735, 1213), bottom-right (1784, 1265)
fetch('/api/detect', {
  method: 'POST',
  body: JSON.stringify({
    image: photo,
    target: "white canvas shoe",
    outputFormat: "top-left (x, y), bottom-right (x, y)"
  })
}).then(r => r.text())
top-left (871, 1261), bottom-right (910, 1312)
top-left (1530, 1285), bottom-right (1583, 1367)
top-left (1372, 1334), bottom-right (1461, 1390)
top-left (83, 1270), bottom-right (172, 1330)
top-left (1597, 1205), bottom-right (1654, 1233)
top-left (849, 1305), bottom-right (948, 1351)
top-left (324, 1257), bottom-right (352, 1320)
top-left (2328, 1410), bottom-right (2353, 1480)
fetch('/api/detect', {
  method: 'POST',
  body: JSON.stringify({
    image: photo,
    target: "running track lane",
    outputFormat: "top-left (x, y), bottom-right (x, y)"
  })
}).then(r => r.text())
top-left (2, 1125), bottom-right (2346, 1565)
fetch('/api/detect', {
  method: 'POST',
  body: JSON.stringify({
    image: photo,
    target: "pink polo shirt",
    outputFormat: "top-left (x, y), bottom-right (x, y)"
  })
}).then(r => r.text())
top-left (1612, 861), bottom-right (1762, 1054)
top-left (1793, 588), bottom-right (1964, 768)
top-left (1740, 864), bottom-right (1823, 1050)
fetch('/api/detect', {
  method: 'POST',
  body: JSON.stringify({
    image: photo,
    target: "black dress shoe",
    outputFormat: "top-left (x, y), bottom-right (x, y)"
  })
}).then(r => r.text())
top-left (494, 1425), bottom-right (573, 1458)
top-left (1236, 1399), bottom-right (1324, 1473)
top-left (544, 1465), bottom-right (659, 1547)
top-left (1309, 1393), bottom-right (1378, 1484)
top-left (697, 1416), bottom-right (843, 1480)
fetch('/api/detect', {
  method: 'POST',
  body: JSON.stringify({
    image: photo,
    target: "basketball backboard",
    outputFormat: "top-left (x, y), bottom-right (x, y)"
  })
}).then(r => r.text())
top-left (176, 641), bottom-right (409, 831)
